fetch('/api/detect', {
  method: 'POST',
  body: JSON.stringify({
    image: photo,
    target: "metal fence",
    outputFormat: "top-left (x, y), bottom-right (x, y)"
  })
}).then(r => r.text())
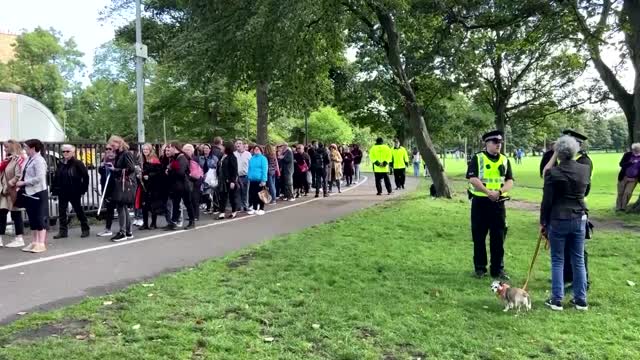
top-left (1, 142), bottom-right (126, 222)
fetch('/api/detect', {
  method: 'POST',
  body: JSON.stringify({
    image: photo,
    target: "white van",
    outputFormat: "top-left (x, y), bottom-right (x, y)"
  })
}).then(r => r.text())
top-left (0, 92), bottom-right (65, 142)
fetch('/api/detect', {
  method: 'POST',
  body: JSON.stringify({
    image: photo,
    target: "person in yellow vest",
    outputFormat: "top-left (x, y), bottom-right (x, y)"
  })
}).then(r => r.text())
top-left (369, 137), bottom-right (393, 195)
top-left (467, 130), bottom-right (513, 280)
top-left (391, 139), bottom-right (410, 190)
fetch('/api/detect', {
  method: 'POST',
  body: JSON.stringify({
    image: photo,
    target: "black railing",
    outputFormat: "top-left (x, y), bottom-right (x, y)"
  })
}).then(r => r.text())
top-left (1, 142), bottom-right (131, 222)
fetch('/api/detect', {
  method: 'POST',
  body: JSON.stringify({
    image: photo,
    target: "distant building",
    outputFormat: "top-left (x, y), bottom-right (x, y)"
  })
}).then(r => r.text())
top-left (0, 32), bottom-right (17, 63)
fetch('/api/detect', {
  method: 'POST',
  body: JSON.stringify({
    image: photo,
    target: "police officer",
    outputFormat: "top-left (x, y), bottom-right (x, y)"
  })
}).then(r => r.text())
top-left (369, 137), bottom-right (393, 196)
top-left (391, 139), bottom-right (409, 190)
top-left (467, 130), bottom-right (513, 280)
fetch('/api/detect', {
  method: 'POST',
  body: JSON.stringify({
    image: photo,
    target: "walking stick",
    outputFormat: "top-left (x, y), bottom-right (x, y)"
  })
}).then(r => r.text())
top-left (522, 231), bottom-right (545, 291)
top-left (97, 172), bottom-right (111, 215)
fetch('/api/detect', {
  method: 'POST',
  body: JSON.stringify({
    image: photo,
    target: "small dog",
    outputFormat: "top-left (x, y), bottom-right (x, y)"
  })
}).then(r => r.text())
top-left (490, 281), bottom-right (531, 312)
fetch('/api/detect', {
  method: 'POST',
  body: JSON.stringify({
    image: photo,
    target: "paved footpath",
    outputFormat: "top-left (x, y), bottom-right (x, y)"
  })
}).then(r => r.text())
top-left (0, 176), bottom-right (418, 323)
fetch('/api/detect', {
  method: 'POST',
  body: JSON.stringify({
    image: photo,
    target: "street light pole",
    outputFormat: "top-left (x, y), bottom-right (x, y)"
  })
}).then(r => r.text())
top-left (135, 0), bottom-right (147, 144)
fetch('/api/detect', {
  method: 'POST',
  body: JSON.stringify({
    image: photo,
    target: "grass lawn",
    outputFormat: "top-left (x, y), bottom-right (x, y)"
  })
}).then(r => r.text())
top-left (443, 152), bottom-right (640, 226)
top-left (1, 184), bottom-right (639, 359)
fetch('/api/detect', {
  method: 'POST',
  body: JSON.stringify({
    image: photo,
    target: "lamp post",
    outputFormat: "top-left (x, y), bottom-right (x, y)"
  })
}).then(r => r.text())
top-left (135, 0), bottom-right (147, 144)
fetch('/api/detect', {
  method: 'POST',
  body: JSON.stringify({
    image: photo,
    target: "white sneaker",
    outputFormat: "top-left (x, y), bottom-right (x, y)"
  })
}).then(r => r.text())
top-left (288, 198), bottom-right (295, 202)
top-left (177, 221), bottom-right (183, 227)
top-left (218, 213), bottom-right (225, 220)
top-left (247, 209), bottom-right (256, 215)
top-left (97, 229), bottom-right (113, 237)
top-left (5, 237), bottom-right (25, 248)
top-left (256, 210), bottom-right (265, 216)
top-left (0, 236), bottom-right (3, 247)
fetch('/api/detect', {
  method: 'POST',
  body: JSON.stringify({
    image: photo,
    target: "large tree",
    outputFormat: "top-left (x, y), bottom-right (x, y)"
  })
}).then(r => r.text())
top-left (567, 0), bottom-right (640, 144)
top-left (2, 27), bottom-right (84, 118)
top-left (449, 1), bottom-right (588, 137)
top-left (340, 0), bottom-right (457, 197)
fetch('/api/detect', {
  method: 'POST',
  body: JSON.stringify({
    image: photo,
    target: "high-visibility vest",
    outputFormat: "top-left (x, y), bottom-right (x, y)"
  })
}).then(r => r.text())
top-left (369, 144), bottom-right (392, 173)
top-left (469, 152), bottom-right (509, 197)
top-left (391, 146), bottom-right (409, 169)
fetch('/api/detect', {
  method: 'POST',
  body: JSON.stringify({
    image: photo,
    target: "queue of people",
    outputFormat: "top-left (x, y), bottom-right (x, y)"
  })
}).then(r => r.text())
top-left (0, 137), bottom-right (363, 253)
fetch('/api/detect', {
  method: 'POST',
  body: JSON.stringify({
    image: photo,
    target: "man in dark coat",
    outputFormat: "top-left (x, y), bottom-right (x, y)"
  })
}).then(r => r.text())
top-left (52, 144), bottom-right (90, 239)
top-left (279, 142), bottom-right (295, 201)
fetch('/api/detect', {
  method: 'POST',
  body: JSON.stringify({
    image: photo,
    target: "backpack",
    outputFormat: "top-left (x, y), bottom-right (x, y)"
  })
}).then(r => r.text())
top-left (189, 159), bottom-right (203, 179)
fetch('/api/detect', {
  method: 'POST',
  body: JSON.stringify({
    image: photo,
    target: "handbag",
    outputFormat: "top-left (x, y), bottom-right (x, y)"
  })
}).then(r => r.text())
top-left (258, 186), bottom-right (272, 204)
top-left (112, 170), bottom-right (136, 205)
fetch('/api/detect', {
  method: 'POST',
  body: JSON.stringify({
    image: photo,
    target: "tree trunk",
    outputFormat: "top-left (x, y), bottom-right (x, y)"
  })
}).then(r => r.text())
top-left (256, 79), bottom-right (269, 144)
top-left (494, 100), bottom-right (507, 135)
top-left (374, 8), bottom-right (451, 198)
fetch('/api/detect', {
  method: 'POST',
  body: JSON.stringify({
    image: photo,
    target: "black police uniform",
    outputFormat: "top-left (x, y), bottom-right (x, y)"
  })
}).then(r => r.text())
top-left (466, 131), bottom-right (513, 278)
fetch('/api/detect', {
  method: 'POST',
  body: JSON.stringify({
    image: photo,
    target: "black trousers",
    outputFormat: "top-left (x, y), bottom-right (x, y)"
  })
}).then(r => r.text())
top-left (471, 197), bottom-right (506, 276)
top-left (190, 179), bottom-right (202, 220)
top-left (374, 172), bottom-right (392, 194)
top-left (393, 168), bottom-right (406, 188)
top-left (219, 187), bottom-right (240, 212)
top-left (58, 194), bottom-right (89, 235)
top-left (313, 169), bottom-right (327, 195)
top-left (249, 181), bottom-right (265, 210)
top-left (171, 191), bottom-right (194, 224)
top-left (0, 209), bottom-right (24, 236)
top-left (104, 199), bottom-right (116, 230)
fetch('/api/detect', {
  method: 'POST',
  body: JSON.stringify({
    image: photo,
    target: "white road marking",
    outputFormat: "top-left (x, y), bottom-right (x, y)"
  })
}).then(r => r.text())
top-left (0, 177), bottom-right (369, 272)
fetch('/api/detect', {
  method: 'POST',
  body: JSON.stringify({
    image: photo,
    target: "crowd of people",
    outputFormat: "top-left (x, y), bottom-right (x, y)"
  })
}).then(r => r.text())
top-left (0, 136), bottom-right (373, 253)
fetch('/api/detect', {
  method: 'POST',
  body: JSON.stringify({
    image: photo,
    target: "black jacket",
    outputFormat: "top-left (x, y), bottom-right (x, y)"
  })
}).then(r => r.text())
top-left (311, 146), bottom-right (330, 171)
top-left (540, 160), bottom-right (590, 227)
top-left (539, 150), bottom-right (556, 178)
top-left (218, 154), bottom-right (238, 192)
top-left (52, 157), bottom-right (89, 197)
top-left (112, 150), bottom-right (136, 182)
top-left (168, 153), bottom-right (191, 194)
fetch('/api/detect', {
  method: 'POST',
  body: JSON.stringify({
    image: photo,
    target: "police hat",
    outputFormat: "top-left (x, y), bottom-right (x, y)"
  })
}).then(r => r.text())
top-left (375, 137), bottom-right (384, 145)
top-left (482, 130), bottom-right (503, 143)
top-left (562, 129), bottom-right (588, 143)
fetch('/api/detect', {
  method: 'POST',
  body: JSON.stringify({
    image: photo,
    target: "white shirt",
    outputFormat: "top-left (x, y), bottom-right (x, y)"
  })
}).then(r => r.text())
top-left (234, 150), bottom-right (251, 176)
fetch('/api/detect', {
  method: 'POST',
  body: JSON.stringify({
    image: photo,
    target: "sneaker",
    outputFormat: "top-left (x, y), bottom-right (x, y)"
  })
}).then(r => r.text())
top-left (126, 232), bottom-right (134, 239)
top-left (570, 298), bottom-right (589, 311)
top-left (183, 222), bottom-right (195, 230)
top-left (164, 224), bottom-right (177, 231)
top-left (256, 210), bottom-right (265, 216)
top-left (97, 229), bottom-right (113, 237)
top-left (5, 237), bottom-right (25, 248)
top-left (81, 229), bottom-right (90, 238)
top-left (21, 243), bottom-right (35, 252)
top-left (229, 212), bottom-right (238, 219)
top-left (53, 233), bottom-right (68, 240)
top-left (177, 221), bottom-right (183, 228)
top-left (30, 243), bottom-right (47, 253)
top-left (289, 198), bottom-right (295, 202)
top-left (247, 209), bottom-right (256, 215)
top-left (111, 232), bottom-right (127, 242)
top-left (545, 298), bottom-right (564, 311)
top-left (218, 213), bottom-right (226, 220)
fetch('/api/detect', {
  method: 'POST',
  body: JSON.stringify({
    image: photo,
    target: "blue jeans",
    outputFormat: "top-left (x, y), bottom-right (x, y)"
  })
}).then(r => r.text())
top-left (548, 217), bottom-right (587, 302)
top-left (268, 174), bottom-right (277, 203)
top-left (413, 162), bottom-right (420, 177)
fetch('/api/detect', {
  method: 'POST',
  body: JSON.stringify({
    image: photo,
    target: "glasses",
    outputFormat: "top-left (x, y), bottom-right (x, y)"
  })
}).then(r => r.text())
top-left (105, 148), bottom-right (113, 151)
top-left (62, 150), bottom-right (73, 153)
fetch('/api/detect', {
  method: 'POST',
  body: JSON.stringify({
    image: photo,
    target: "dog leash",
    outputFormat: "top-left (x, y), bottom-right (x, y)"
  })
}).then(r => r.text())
top-left (522, 231), bottom-right (547, 291)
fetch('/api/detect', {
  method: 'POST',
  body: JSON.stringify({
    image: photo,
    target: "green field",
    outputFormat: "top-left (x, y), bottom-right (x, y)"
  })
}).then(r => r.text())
top-left (1, 178), bottom-right (639, 359)
top-left (442, 152), bottom-right (640, 226)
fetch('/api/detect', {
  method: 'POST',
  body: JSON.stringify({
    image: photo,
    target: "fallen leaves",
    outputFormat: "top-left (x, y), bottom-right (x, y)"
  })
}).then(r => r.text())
top-left (312, 324), bottom-right (321, 330)
top-left (132, 324), bottom-right (141, 330)
top-left (103, 301), bottom-right (113, 306)
top-left (627, 280), bottom-right (636, 287)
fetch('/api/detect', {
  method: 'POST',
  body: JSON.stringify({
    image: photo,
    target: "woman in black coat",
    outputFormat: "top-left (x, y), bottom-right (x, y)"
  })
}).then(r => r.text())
top-left (217, 142), bottom-right (240, 219)
top-left (108, 136), bottom-right (136, 242)
top-left (166, 142), bottom-right (195, 230)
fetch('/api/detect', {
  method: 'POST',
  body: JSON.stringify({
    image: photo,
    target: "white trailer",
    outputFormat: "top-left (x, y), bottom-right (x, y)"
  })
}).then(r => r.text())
top-left (0, 92), bottom-right (64, 142)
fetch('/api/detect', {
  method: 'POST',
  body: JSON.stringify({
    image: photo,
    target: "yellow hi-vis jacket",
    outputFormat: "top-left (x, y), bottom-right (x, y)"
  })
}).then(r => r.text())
top-left (391, 146), bottom-right (409, 169)
top-left (469, 152), bottom-right (509, 197)
top-left (369, 144), bottom-right (392, 173)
